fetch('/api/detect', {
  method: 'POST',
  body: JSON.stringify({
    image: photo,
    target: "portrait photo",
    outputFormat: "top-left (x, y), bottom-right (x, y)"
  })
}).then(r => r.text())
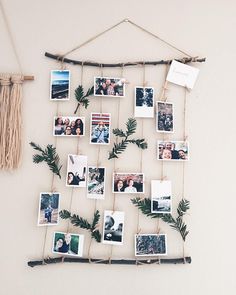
top-left (157, 141), bottom-right (189, 161)
top-left (53, 116), bottom-right (85, 136)
top-left (94, 77), bottom-right (125, 97)
top-left (151, 180), bottom-right (172, 213)
top-left (113, 173), bottom-right (145, 194)
top-left (66, 155), bottom-right (87, 187)
top-left (156, 101), bottom-right (174, 133)
top-left (90, 113), bottom-right (111, 144)
top-left (102, 210), bottom-right (125, 245)
top-left (135, 234), bottom-right (167, 256)
top-left (134, 86), bottom-right (154, 118)
top-left (50, 70), bottom-right (70, 100)
top-left (87, 167), bottom-right (106, 199)
top-left (52, 232), bottom-right (84, 257)
top-left (37, 192), bottom-right (60, 226)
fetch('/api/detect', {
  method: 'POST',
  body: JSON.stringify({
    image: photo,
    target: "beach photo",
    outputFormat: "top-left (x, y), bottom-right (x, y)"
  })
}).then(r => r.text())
top-left (50, 70), bottom-right (70, 100)
top-left (151, 180), bottom-right (172, 213)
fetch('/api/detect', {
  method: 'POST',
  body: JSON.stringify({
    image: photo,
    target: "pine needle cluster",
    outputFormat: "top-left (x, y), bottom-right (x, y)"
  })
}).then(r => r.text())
top-left (59, 209), bottom-right (102, 242)
top-left (131, 197), bottom-right (190, 241)
top-left (74, 85), bottom-right (94, 113)
top-left (29, 142), bottom-right (62, 178)
top-left (108, 118), bottom-right (148, 160)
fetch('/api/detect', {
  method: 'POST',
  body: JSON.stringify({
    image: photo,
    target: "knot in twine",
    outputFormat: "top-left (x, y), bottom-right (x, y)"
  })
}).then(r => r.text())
top-left (11, 75), bottom-right (24, 84)
top-left (0, 76), bottom-right (11, 86)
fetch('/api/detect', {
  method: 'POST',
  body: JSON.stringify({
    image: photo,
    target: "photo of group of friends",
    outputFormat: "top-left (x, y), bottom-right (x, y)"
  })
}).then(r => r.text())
top-left (156, 101), bottom-right (174, 132)
top-left (157, 141), bottom-right (189, 161)
top-left (52, 232), bottom-right (84, 257)
top-left (94, 77), bottom-right (125, 97)
top-left (54, 116), bottom-right (85, 136)
top-left (90, 113), bottom-right (110, 144)
top-left (135, 234), bottom-right (167, 256)
top-left (134, 87), bottom-right (154, 118)
top-left (50, 70), bottom-right (70, 100)
top-left (113, 173), bottom-right (144, 193)
top-left (38, 193), bottom-right (60, 226)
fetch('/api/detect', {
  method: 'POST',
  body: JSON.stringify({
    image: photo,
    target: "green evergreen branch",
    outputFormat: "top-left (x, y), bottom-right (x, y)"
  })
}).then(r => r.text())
top-left (29, 142), bottom-right (62, 178)
top-left (108, 118), bottom-right (148, 160)
top-left (131, 197), bottom-right (190, 241)
top-left (74, 85), bottom-right (94, 113)
top-left (59, 209), bottom-right (101, 243)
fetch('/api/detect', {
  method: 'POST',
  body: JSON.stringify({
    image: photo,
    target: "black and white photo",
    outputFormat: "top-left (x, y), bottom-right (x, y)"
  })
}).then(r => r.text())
top-left (87, 167), bottom-right (106, 199)
top-left (135, 234), bottom-right (167, 256)
top-left (94, 77), bottom-right (125, 97)
top-left (151, 180), bottom-right (172, 213)
top-left (66, 155), bottom-right (87, 187)
top-left (113, 173), bottom-right (144, 194)
top-left (90, 113), bottom-right (111, 144)
top-left (157, 141), bottom-right (189, 161)
top-left (134, 87), bottom-right (154, 118)
top-left (37, 192), bottom-right (60, 226)
top-left (54, 116), bottom-right (85, 136)
top-left (156, 101), bottom-right (174, 133)
top-left (103, 210), bottom-right (125, 245)
top-left (50, 70), bottom-right (70, 100)
top-left (52, 232), bottom-right (84, 257)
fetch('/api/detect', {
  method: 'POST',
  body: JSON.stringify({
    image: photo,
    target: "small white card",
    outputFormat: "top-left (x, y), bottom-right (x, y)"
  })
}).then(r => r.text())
top-left (167, 60), bottom-right (199, 89)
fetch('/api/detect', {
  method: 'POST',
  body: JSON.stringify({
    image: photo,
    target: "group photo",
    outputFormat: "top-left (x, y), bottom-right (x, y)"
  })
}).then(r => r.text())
top-left (158, 141), bottom-right (189, 161)
top-left (113, 173), bottom-right (144, 193)
top-left (52, 232), bottom-right (84, 257)
top-left (90, 113), bottom-right (111, 144)
top-left (54, 116), bottom-right (85, 136)
top-left (37, 192), bottom-right (60, 226)
top-left (156, 101), bottom-right (174, 133)
top-left (94, 77), bottom-right (125, 97)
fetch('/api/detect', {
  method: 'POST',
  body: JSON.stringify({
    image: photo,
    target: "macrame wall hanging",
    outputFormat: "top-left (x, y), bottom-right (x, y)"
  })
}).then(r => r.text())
top-left (0, 1), bottom-right (34, 170)
top-left (27, 18), bottom-right (205, 267)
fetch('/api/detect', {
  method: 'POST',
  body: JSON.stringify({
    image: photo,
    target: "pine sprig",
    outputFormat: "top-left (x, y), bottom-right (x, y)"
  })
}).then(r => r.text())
top-left (108, 118), bottom-right (148, 160)
top-left (29, 142), bottom-right (62, 178)
top-left (74, 85), bottom-right (94, 113)
top-left (59, 209), bottom-right (102, 243)
top-left (131, 197), bottom-right (190, 241)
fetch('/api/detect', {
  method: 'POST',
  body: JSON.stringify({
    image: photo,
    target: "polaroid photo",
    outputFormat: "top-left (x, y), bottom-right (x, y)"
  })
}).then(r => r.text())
top-left (50, 70), bottom-right (70, 100)
top-left (37, 192), bottom-right (60, 226)
top-left (52, 232), bottom-right (84, 257)
top-left (151, 180), bottom-right (172, 213)
top-left (157, 140), bottom-right (189, 161)
top-left (90, 113), bottom-right (111, 145)
top-left (94, 77), bottom-right (125, 97)
top-left (102, 210), bottom-right (125, 245)
top-left (66, 155), bottom-right (87, 187)
top-left (113, 173), bottom-right (145, 194)
top-left (134, 86), bottom-right (154, 118)
top-left (87, 166), bottom-right (106, 199)
top-left (135, 234), bottom-right (167, 256)
top-left (166, 60), bottom-right (199, 89)
top-left (53, 116), bottom-right (85, 136)
top-left (156, 101), bottom-right (174, 133)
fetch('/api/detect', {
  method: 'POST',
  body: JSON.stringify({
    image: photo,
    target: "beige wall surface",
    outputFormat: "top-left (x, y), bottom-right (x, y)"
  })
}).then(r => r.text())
top-left (0, 0), bottom-right (235, 294)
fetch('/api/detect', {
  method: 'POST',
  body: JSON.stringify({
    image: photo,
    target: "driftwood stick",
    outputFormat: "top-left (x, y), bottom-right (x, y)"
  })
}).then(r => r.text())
top-left (28, 256), bottom-right (191, 268)
top-left (44, 52), bottom-right (205, 68)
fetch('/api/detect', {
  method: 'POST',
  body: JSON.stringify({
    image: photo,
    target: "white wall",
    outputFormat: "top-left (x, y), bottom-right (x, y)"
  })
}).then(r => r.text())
top-left (0, 0), bottom-right (235, 294)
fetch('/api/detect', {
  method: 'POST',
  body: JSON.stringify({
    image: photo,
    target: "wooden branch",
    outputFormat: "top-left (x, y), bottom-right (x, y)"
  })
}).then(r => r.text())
top-left (24, 75), bottom-right (34, 81)
top-left (45, 52), bottom-right (206, 68)
top-left (28, 256), bottom-right (191, 267)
